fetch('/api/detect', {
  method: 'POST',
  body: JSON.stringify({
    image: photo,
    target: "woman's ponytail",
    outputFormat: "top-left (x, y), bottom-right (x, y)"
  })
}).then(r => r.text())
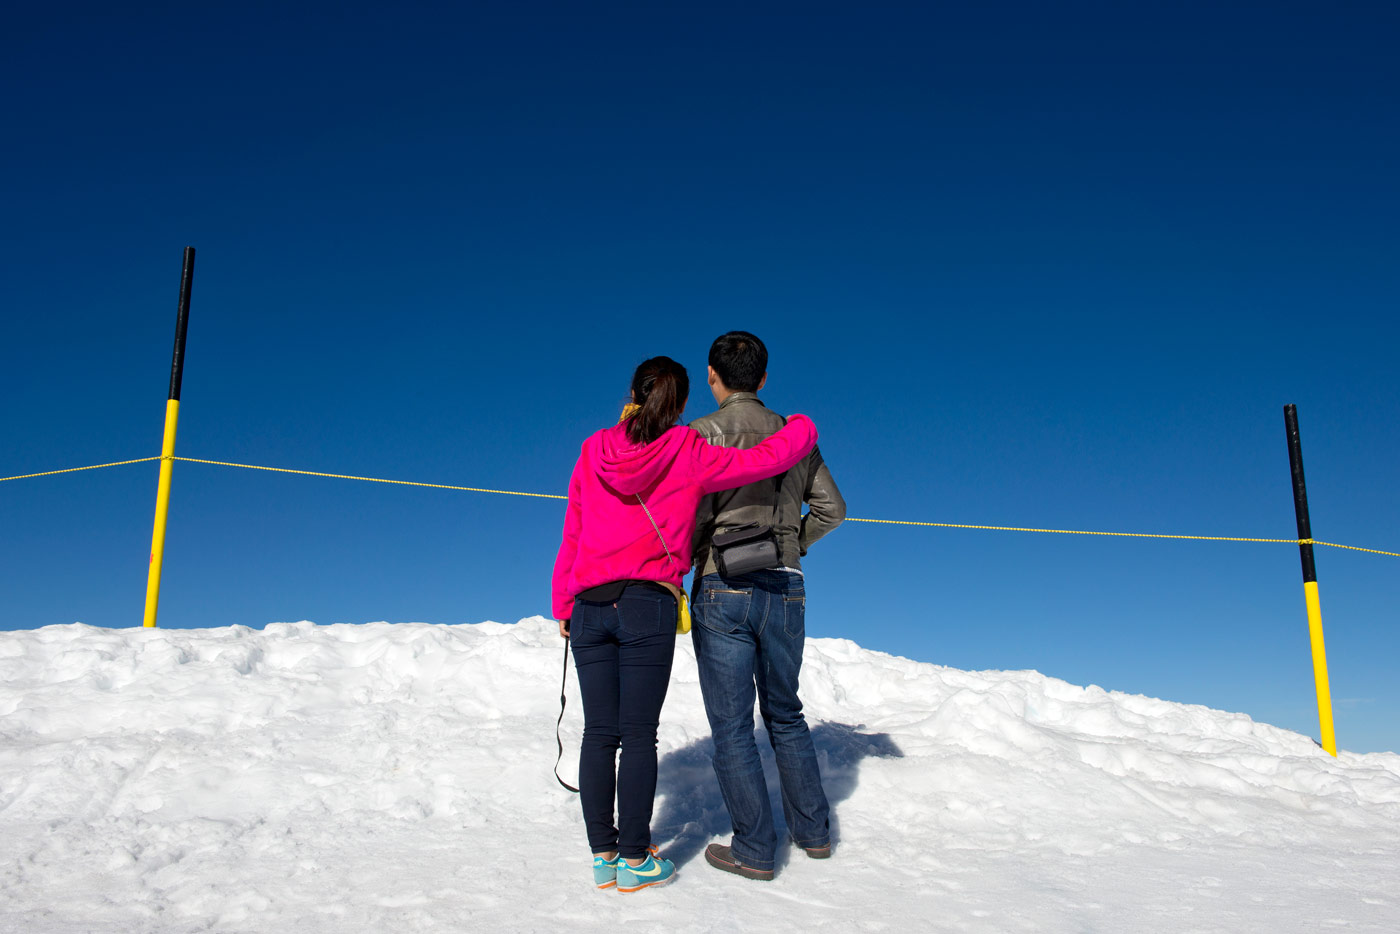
top-left (626, 356), bottom-right (690, 445)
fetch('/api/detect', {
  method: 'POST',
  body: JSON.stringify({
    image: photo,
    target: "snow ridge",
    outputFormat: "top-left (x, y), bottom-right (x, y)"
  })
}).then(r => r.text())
top-left (2, 619), bottom-right (1397, 933)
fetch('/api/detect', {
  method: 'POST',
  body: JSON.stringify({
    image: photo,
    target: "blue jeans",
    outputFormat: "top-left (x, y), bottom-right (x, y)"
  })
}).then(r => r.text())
top-left (691, 570), bottom-right (829, 870)
top-left (571, 585), bottom-right (677, 860)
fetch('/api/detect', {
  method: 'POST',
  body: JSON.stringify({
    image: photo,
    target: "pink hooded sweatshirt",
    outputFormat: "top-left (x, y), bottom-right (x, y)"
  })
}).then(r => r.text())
top-left (551, 414), bottom-right (817, 620)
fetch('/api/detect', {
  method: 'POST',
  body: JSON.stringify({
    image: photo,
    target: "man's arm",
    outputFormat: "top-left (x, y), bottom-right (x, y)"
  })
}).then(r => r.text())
top-left (798, 446), bottom-right (845, 555)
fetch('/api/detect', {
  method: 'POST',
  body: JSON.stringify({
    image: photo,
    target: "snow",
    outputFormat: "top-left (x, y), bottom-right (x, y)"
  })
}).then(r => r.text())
top-left (2, 619), bottom-right (1398, 932)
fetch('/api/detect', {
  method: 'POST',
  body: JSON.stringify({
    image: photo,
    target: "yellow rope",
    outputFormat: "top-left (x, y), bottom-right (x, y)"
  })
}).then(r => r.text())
top-left (843, 516), bottom-right (1300, 544)
top-left (1310, 540), bottom-right (1400, 558)
top-left (0, 456), bottom-right (162, 482)
top-left (169, 456), bottom-right (569, 500)
top-left (839, 518), bottom-right (1400, 557)
top-left (5, 454), bottom-right (1397, 557)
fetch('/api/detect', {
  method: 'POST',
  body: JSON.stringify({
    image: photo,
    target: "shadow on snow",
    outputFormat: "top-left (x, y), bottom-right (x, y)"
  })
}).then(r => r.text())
top-left (652, 721), bottom-right (904, 870)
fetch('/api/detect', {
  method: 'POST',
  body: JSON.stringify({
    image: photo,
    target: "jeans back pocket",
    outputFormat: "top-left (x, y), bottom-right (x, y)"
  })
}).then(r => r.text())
top-left (782, 587), bottom-right (806, 637)
top-left (697, 586), bottom-right (750, 634)
top-left (617, 588), bottom-right (671, 637)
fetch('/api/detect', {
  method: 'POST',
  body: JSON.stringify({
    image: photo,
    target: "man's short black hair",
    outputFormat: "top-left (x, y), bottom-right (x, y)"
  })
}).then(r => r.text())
top-left (708, 331), bottom-right (768, 393)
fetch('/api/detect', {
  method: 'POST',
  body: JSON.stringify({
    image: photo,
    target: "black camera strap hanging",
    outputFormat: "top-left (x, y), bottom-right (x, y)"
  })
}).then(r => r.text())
top-left (554, 637), bottom-right (579, 793)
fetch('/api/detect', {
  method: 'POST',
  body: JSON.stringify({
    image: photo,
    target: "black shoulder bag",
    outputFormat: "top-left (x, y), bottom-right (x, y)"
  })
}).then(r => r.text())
top-left (710, 467), bottom-right (787, 577)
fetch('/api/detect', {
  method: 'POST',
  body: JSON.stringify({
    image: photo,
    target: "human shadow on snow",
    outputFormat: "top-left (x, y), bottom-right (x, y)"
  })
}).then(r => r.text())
top-left (651, 721), bottom-right (904, 870)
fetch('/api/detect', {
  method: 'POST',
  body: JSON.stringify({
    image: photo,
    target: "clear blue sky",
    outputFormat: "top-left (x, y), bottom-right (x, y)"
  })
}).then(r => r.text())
top-left (4, 2), bottom-right (1397, 752)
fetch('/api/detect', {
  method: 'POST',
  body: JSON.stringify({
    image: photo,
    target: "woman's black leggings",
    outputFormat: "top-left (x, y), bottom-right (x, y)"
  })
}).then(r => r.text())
top-left (570, 585), bottom-right (677, 859)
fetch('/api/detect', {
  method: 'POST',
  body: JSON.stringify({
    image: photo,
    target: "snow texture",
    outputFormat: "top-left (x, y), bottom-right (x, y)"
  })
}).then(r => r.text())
top-left (2, 619), bottom-right (1397, 932)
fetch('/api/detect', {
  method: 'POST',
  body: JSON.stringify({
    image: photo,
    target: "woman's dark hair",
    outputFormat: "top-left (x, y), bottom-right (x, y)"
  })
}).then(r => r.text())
top-left (627, 356), bottom-right (689, 445)
top-left (708, 330), bottom-right (768, 393)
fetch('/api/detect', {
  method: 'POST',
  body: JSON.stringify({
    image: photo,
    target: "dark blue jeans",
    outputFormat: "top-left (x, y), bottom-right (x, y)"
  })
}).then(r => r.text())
top-left (571, 585), bottom-right (677, 860)
top-left (691, 570), bottom-right (830, 870)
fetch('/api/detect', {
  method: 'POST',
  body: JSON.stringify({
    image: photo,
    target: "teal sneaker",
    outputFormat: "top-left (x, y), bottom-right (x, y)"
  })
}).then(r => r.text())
top-left (592, 853), bottom-right (620, 889)
top-left (616, 848), bottom-right (676, 893)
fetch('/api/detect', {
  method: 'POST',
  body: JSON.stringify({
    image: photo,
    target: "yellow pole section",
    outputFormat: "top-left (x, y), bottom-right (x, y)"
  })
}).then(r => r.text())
top-left (1303, 581), bottom-right (1336, 756)
top-left (142, 398), bottom-right (181, 627)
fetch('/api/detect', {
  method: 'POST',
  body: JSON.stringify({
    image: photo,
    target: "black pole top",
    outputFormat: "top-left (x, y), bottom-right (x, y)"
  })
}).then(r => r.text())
top-left (1284, 403), bottom-right (1317, 583)
top-left (168, 246), bottom-right (195, 401)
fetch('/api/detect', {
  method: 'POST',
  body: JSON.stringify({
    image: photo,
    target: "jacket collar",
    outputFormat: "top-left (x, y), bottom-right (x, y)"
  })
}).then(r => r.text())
top-left (718, 391), bottom-right (762, 409)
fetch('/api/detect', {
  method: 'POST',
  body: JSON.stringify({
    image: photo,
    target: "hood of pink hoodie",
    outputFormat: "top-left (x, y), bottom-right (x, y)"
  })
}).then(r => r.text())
top-left (592, 422), bottom-right (691, 495)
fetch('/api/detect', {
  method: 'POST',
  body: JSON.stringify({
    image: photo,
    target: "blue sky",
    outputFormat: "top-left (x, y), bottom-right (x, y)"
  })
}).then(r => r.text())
top-left (4, 2), bottom-right (1397, 752)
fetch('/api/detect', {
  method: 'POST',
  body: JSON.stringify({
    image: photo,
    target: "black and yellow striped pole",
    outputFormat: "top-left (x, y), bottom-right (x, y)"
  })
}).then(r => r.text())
top-left (142, 247), bottom-right (196, 628)
top-left (1284, 404), bottom-right (1336, 756)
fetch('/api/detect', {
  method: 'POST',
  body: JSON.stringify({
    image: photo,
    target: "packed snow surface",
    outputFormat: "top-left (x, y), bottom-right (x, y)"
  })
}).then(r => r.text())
top-left (2, 619), bottom-right (1398, 933)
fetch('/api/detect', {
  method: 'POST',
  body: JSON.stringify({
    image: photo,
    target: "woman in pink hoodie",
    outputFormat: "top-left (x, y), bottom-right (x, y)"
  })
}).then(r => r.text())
top-left (553, 355), bottom-right (817, 892)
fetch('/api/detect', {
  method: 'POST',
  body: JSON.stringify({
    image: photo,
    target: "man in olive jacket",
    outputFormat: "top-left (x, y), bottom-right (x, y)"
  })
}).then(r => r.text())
top-left (688, 330), bottom-right (846, 881)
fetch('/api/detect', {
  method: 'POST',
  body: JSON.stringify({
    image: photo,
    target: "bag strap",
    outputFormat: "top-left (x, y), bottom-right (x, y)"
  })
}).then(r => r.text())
top-left (636, 494), bottom-right (682, 571)
top-left (554, 636), bottom-right (579, 793)
top-left (766, 470), bottom-right (788, 528)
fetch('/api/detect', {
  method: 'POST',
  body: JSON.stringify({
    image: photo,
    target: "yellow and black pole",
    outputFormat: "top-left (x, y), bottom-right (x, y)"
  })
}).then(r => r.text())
top-left (142, 247), bottom-right (196, 628)
top-left (1284, 404), bottom-right (1336, 756)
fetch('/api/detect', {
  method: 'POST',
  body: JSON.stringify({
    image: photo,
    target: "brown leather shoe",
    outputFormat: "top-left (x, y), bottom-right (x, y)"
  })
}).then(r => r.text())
top-left (704, 844), bottom-right (775, 881)
top-left (801, 843), bottom-right (832, 859)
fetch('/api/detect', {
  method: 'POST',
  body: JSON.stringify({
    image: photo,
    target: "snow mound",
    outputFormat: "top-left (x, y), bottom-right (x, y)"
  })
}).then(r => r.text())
top-left (2, 619), bottom-right (1397, 933)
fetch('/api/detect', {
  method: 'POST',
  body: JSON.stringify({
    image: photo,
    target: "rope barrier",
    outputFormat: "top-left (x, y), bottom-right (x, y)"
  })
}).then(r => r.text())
top-left (1309, 541), bottom-right (1400, 558)
top-left (0, 456), bottom-right (162, 482)
top-left (4, 454), bottom-right (1397, 558)
top-left (168, 456), bottom-right (569, 500)
top-left (846, 520), bottom-right (1400, 556)
top-left (843, 517), bottom-right (1303, 545)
